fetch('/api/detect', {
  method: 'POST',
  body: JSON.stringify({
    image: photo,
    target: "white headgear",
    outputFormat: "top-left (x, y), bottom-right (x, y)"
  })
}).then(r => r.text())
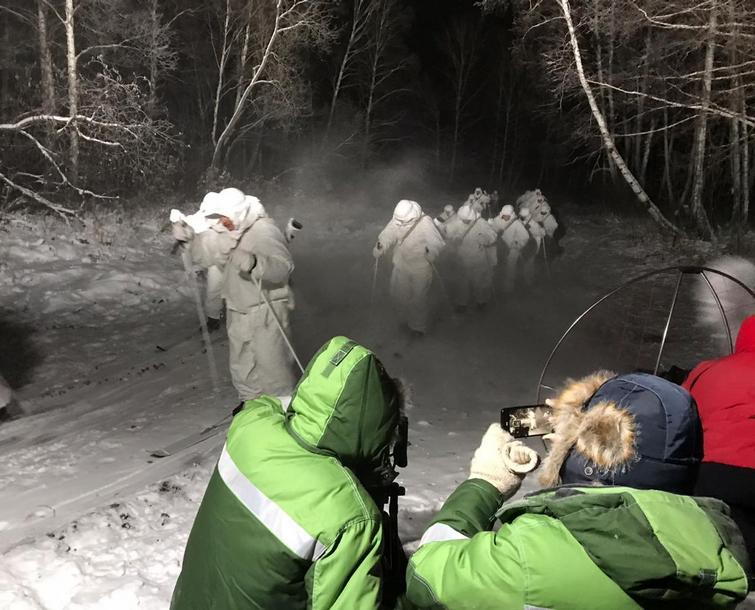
top-left (243, 194), bottom-right (266, 220)
top-left (200, 187), bottom-right (250, 227)
top-left (501, 204), bottom-right (515, 218)
top-left (519, 207), bottom-right (531, 219)
top-left (393, 200), bottom-right (422, 223)
top-left (458, 204), bottom-right (479, 223)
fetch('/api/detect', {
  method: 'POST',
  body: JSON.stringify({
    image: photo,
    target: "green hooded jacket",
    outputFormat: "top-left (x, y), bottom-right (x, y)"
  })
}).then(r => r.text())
top-left (406, 480), bottom-right (750, 610)
top-left (171, 336), bottom-right (401, 610)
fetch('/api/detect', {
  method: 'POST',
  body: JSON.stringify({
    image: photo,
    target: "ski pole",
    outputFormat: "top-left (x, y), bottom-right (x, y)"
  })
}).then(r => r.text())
top-left (180, 247), bottom-right (220, 392)
top-left (542, 237), bottom-right (551, 280)
top-left (254, 275), bottom-right (305, 374)
top-left (370, 257), bottom-right (379, 308)
top-left (427, 257), bottom-right (453, 307)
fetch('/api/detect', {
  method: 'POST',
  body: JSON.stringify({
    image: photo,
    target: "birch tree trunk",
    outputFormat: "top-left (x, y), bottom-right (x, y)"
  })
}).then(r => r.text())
top-left (557, 0), bottom-right (681, 234)
top-left (640, 118), bottom-right (655, 186)
top-left (606, 0), bottom-right (617, 181)
top-left (662, 107), bottom-right (675, 205)
top-left (324, 0), bottom-right (371, 145)
top-left (489, 60), bottom-right (506, 182)
top-left (689, 7), bottom-right (717, 239)
top-left (236, 6), bottom-right (253, 108)
top-left (147, 0), bottom-right (160, 115)
top-left (742, 101), bottom-right (750, 224)
top-left (728, 0), bottom-right (742, 223)
top-left (361, 41), bottom-right (379, 167)
top-left (37, 1), bottom-right (55, 116)
top-left (211, 0), bottom-right (233, 147)
top-left (591, 0), bottom-right (615, 180)
top-left (64, 0), bottom-right (79, 183)
top-left (210, 1), bottom-right (283, 171)
top-left (450, 74), bottom-right (462, 181)
top-left (497, 87), bottom-right (512, 185)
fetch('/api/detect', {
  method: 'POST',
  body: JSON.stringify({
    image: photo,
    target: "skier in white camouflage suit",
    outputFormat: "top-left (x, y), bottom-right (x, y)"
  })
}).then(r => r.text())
top-left (374, 200), bottom-right (445, 336)
top-left (172, 187), bottom-right (296, 400)
top-left (444, 204), bottom-right (498, 310)
top-left (516, 188), bottom-right (547, 218)
top-left (434, 204), bottom-right (456, 236)
top-left (534, 201), bottom-right (562, 260)
top-left (519, 206), bottom-right (546, 286)
top-left (469, 187), bottom-right (492, 217)
top-left (489, 204), bottom-right (531, 293)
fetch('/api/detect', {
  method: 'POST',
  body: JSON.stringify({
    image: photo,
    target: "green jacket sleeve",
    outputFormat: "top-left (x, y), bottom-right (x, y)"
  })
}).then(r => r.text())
top-left (424, 479), bottom-right (502, 538)
top-left (406, 480), bottom-right (523, 609)
top-left (310, 517), bottom-right (384, 610)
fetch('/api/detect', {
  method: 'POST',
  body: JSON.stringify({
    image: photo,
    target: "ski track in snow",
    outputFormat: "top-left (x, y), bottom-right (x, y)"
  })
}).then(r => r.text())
top-left (0, 201), bottom-right (751, 608)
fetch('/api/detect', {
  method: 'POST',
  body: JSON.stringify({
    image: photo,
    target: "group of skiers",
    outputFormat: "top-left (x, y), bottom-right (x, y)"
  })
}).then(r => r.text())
top-left (169, 186), bottom-right (560, 396)
top-left (374, 187), bottom-right (561, 335)
top-left (170, 324), bottom-right (754, 609)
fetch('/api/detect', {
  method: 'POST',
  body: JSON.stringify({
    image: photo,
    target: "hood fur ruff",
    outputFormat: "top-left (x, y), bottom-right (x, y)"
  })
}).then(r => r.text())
top-left (538, 370), bottom-right (638, 487)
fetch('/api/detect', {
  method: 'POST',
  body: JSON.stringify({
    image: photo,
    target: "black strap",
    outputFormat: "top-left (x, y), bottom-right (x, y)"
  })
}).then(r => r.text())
top-left (457, 218), bottom-right (479, 245)
top-left (397, 214), bottom-right (425, 247)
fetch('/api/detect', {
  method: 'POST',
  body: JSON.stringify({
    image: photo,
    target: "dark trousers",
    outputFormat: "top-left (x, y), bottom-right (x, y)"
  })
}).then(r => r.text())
top-left (695, 462), bottom-right (755, 576)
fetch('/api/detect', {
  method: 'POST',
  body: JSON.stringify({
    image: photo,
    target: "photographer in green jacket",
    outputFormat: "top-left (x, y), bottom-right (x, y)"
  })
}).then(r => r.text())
top-left (407, 371), bottom-right (751, 610)
top-left (171, 336), bottom-right (410, 610)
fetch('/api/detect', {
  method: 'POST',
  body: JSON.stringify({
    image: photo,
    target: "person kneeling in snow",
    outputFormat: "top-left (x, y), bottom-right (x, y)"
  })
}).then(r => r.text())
top-left (171, 336), bottom-right (409, 610)
top-left (172, 187), bottom-right (296, 399)
top-left (406, 372), bottom-right (751, 609)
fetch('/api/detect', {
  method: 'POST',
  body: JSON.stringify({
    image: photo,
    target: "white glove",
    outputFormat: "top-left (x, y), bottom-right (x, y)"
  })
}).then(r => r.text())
top-left (285, 218), bottom-right (302, 243)
top-left (469, 423), bottom-right (540, 498)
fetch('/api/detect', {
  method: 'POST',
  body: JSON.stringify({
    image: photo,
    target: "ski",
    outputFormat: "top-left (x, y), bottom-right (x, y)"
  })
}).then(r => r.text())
top-left (155, 325), bottom-right (224, 352)
top-left (149, 413), bottom-right (232, 458)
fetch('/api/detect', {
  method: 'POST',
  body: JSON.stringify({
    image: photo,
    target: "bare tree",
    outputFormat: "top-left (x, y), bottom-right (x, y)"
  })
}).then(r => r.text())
top-left (689, 5), bottom-right (717, 239)
top-left (324, 0), bottom-right (375, 144)
top-left (0, 1), bottom-right (181, 215)
top-left (209, 0), bottom-right (333, 173)
top-left (556, 0), bottom-right (682, 233)
top-left (481, 0), bottom-right (755, 236)
top-left (359, 0), bottom-right (410, 164)
top-left (37, 0), bottom-right (55, 117)
top-left (438, 17), bottom-right (480, 181)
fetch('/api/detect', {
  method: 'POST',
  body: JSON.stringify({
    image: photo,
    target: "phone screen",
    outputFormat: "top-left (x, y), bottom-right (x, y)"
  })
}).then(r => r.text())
top-left (500, 405), bottom-right (553, 438)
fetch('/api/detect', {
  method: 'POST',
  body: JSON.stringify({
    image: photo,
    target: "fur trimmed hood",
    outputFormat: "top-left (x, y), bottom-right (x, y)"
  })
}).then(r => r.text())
top-left (539, 371), bottom-right (618, 487)
top-left (539, 371), bottom-right (702, 494)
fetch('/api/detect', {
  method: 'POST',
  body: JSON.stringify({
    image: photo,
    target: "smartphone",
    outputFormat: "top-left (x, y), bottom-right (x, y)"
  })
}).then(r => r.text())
top-left (500, 404), bottom-right (553, 438)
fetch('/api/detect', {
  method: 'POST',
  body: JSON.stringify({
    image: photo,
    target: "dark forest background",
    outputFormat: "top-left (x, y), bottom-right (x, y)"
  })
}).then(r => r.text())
top-left (1, 0), bottom-right (754, 239)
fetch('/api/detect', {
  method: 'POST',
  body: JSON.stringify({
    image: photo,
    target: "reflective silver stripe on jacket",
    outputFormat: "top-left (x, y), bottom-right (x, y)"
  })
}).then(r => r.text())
top-left (218, 444), bottom-right (326, 561)
top-left (419, 523), bottom-right (469, 547)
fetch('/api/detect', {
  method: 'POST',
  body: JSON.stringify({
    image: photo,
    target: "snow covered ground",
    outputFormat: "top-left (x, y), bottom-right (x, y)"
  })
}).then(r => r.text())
top-left (0, 189), bottom-right (751, 608)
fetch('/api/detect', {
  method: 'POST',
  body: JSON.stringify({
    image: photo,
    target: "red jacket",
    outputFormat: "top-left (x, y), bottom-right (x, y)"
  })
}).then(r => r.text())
top-left (682, 315), bottom-right (755, 470)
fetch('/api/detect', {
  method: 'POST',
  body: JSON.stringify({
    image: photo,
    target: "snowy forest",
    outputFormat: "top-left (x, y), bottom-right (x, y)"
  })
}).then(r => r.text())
top-left (1, 1), bottom-right (754, 609)
top-left (1, 0), bottom-right (754, 236)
